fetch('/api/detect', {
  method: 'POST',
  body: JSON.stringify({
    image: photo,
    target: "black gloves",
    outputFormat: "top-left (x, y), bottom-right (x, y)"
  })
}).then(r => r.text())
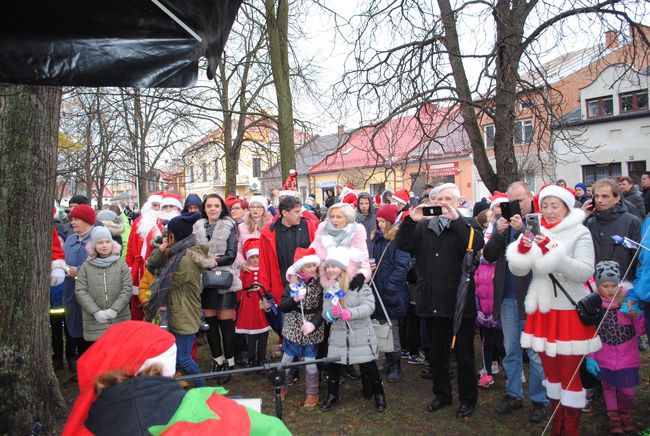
top-left (349, 273), bottom-right (365, 290)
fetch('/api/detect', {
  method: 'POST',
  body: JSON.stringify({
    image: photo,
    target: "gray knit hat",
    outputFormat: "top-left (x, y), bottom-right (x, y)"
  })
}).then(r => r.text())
top-left (595, 260), bottom-right (620, 286)
top-left (96, 210), bottom-right (120, 223)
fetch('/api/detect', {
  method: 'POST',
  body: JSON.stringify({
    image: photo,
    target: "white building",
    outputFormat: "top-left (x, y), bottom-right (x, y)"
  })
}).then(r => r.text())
top-left (552, 64), bottom-right (650, 185)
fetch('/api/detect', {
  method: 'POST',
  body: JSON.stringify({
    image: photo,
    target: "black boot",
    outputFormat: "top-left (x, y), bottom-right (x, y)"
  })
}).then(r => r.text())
top-left (387, 353), bottom-right (401, 383)
top-left (321, 369), bottom-right (340, 411)
top-left (378, 354), bottom-right (391, 375)
top-left (361, 371), bottom-right (372, 399)
top-left (345, 364), bottom-right (361, 380)
top-left (371, 379), bottom-right (387, 412)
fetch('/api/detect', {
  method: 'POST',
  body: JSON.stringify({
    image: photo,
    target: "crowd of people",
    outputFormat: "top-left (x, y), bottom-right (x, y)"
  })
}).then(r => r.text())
top-left (50, 171), bottom-right (650, 435)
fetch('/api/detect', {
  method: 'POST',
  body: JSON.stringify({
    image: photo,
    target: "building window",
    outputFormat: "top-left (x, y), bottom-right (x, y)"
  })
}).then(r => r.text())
top-left (628, 161), bottom-right (647, 183)
top-left (587, 96), bottom-right (614, 118)
top-left (620, 90), bottom-right (648, 113)
top-left (582, 163), bottom-right (621, 185)
top-left (369, 183), bottom-right (385, 197)
top-left (520, 100), bottom-right (534, 111)
top-left (201, 162), bottom-right (207, 182)
top-left (484, 124), bottom-right (495, 148)
top-left (514, 119), bottom-right (533, 144)
top-left (252, 157), bottom-right (261, 178)
top-left (187, 166), bottom-right (194, 183)
top-left (213, 159), bottom-right (219, 180)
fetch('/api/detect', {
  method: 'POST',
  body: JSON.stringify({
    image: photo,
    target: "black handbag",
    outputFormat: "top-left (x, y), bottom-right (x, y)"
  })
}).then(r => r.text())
top-left (202, 269), bottom-right (234, 290)
top-left (549, 274), bottom-right (604, 326)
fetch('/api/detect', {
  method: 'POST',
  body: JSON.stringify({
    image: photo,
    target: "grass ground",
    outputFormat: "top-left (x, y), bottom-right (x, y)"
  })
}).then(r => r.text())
top-left (56, 333), bottom-right (650, 435)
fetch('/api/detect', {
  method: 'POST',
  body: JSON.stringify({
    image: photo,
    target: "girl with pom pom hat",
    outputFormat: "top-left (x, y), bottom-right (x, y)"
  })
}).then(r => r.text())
top-left (63, 321), bottom-right (290, 436)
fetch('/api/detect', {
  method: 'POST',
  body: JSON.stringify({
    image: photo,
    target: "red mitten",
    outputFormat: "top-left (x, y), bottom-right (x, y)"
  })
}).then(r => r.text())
top-left (517, 237), bottom-right (532, 254)
top-left (537, 235), bottom-right (552, 255)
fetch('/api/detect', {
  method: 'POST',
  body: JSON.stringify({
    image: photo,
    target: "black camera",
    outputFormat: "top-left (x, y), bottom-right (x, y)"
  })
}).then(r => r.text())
top-left (422, 205), bottom-right (443, 216)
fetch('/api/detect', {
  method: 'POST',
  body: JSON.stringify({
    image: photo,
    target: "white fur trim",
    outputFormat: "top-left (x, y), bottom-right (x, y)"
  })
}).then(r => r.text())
top-left (560, 389), bottom-right (587, 408)
top-left (391, 193), bottom-right (408, 205)
top-left (139, 343), bottom-right (177, 377)
top-left (293, 254), bottom-right (321, 272)
top-left (52, 259), bottom-right (67, 270)
top-left (544, 208), bottom-right (586, 233)
top-left (490, 197), bottom-right (508, 210)
top-left (522, 333), bottom-right (602, 357)
top-left (533, 237), bottom-right (566, 274)
top-left (279, 190), bottom-right (301, 199)
top-left (506, 235), bottom-right (541, 275)
top-left (348, 247), bottom-right (362, 262)
top-left (245, 248), bottom-right (260, 259)
top-left (161, 197), bottom-right (182, 210)
top-left (236, 326), bottom-right (270, 334)
top-left (543, 380), bottom-right (562, 400)
top-left (148, 194), bottom-right (163, 204)
top-left (539, 185), bottom-right (575, 210)
top-left (132, 285), bottom-right (139, 296)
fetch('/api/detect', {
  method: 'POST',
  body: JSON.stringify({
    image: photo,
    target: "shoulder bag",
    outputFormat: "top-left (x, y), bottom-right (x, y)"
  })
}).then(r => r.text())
top-left (549, 273), bottom-right (604, 326)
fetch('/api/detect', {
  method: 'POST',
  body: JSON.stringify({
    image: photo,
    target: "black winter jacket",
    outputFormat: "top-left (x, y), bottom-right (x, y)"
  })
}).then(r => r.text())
top-left (482, 226), bottom-right (532, 320)
top-left (371, 227), bottom-right (410, 319)
top-left (395, 215), bottom-right (484, 318)
top-left (585, 202), bottom-right (641, 280)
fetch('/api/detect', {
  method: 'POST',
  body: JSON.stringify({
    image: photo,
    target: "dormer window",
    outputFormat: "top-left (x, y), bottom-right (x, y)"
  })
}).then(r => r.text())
top-left (586, 95), bottom-right (613, 118)
top-left (620, 89), bottom-right (648, 113)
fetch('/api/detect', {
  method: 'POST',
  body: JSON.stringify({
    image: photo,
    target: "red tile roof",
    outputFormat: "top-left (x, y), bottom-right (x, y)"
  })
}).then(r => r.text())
top-left (309, 106), bottom-right (462, 174)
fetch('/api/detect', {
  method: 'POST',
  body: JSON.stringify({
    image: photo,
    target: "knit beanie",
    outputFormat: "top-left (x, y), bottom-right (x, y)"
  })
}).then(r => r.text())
top-left (96, 210), bottom-right (119, 223)
top-left (472, 198), bottom-right (490, 218)
top-left (248, 195), bottom-right (269, 210)
top-left (167, 212), bottom-right (202, 241)
top-left (574, 183), bottom-right (587, 193)
top-left (69, 204), bottom-right (96, 225)
top-left (69, 195), bottom-right (88, 205)
top-left (325, 246), bottom-right (350, 271)
top-left (538, 185), bottom-right (575, 210)
top-left (595, 260), bottom-right (621, 286)
top-left (292, 247), bottom-right (320, 271)
top-left (376, 204), bottom-right (399, 224)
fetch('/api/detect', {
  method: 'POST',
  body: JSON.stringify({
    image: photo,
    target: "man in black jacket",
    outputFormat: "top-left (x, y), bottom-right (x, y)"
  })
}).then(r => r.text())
top-left (640, 172), bottom-right (650, 214)
top-left (483, 181), bottom-right (548, 423)
top-left (619, 176), bottom-right (646, 218)
top-left (395, 183), bottom-right (483, 418)
top-left (583, 178), bottom-right (641, 279)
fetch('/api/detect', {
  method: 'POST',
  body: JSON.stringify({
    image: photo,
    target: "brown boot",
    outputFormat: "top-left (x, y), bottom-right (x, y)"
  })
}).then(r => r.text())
top-left (549, 399), bottom-right (563, 435)
top-left (607, 411), bottom-right (623, 434)
top-left (619, 411), bottom-right (633, 433)
top-left (562, 406), bottom-right (582, 436)
top-left (304, 394), bottom-right (319, 407)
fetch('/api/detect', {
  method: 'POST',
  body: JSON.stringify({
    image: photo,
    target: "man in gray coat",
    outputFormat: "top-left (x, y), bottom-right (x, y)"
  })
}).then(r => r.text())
top-left (619, 176), bottom-right (645, 218)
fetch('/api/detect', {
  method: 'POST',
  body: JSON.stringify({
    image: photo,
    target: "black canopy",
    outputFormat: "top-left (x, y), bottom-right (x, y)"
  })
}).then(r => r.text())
top-left (0, 0), bottom-right (242, 87)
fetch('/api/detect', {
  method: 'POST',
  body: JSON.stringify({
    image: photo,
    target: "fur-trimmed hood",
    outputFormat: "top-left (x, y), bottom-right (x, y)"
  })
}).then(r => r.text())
top-left (100, 219), bottom-right (125, 237)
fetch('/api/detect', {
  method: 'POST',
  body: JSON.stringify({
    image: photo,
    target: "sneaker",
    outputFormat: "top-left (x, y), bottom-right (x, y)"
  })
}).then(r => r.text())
top-left (495, 395), bottom-right (523, 415)
top-left (478, 367), bottom-right (487, 376)
top-left (159, 310), bottom-right (169, 331)
top-left (478, 374), bottom-right (494, 388)
top-left (529, 402), bottom-right (547, 423)
top-left (408, 354), bottom-right (426, 365)
top-left (639, 335), bottom-right (649, 351)
top-left (491, 361), bottom-right (500, 375)
top-left (521, 370), bottom-right (526, 383)
top-left (198, 310), bottom-right (210, 331)
top-left (582, 388), bottom-right (593, 413)
top-left (401, 350), bottom-right (410, 359)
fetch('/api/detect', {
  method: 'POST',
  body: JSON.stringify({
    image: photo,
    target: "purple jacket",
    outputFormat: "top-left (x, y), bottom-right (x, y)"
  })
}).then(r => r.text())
top-left (475, 261), bottom-right (496, 315)
top-left (590, 297), bottom-right (645, 371)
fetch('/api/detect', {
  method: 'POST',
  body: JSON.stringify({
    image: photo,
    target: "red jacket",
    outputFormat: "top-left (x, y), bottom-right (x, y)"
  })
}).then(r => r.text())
top-left (125, 215), bottom-right (144, 285)
top-left (258, 217), bottom-right (316, 303)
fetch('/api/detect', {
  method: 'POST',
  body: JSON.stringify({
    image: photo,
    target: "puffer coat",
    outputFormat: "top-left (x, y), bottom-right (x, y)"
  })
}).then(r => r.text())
top-left (323, 283), bottom-right (378, 365)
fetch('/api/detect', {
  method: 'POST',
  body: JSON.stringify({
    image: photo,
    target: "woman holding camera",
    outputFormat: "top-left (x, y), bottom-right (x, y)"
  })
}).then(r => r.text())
top-left (506, 185), bottom-right (600, 435)
top-left (194, 194), bottom-right (242, 380)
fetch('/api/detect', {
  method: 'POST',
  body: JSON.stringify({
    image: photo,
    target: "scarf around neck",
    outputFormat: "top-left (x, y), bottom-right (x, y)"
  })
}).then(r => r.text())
top-left (325, 220), bottom-right (357, 247)
top-left (146, 234), bottom-right (197, 321)
top-left (88, 254), bottom-right (121, 268)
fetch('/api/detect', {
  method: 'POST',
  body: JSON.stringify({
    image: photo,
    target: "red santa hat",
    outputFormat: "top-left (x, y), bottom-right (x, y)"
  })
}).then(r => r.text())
top-left (391, 189), bottom-right (410, 206)
top-left (375, 194), bottom-right (382, 206)
top-left (63, 321), bottom-right (177, 436)
top-left (490, 191), bottom-right (509, 210)
top-left (342, 192), bottom-right (358, 207)
top-left (148, 191), bottom-right (164, 205)
top-left (243, 237), bottom-right (261, 260)
top-left (291, 247), bottom-right (321, 272)
top-left (279, 170), bottom-right (301, 199)
top-left (538, 184), bottom-right (575, 210)
top-left (160, 192), bottom-right (182, 210)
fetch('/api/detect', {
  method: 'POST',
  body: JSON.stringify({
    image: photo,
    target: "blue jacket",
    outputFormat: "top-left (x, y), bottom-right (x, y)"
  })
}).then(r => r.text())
top-left (63, 231), bottom-right (91, 338)
top-left (371, 226), bottom-right (411, 319)
top-left (631, 216), bottom-right (650, 302)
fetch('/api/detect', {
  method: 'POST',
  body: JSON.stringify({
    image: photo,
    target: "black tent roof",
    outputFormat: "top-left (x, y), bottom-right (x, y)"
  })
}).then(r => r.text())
top-left (0, 0), bottom-right (242, 87)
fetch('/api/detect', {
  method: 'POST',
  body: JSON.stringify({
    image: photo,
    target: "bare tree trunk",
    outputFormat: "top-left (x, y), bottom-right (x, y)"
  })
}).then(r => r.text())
top-left (265, 0), bottom-right (296, 183)
top-left (0, 84), bottom-right (66, 434)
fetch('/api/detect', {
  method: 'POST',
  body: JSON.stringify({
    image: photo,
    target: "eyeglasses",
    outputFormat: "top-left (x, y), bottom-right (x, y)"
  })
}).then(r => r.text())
top-left (231, 206), bottom-right (242, 210)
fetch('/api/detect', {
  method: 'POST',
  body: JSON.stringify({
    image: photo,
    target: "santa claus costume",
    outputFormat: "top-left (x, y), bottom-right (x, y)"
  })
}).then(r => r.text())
top-left (125, 192), bottom-right (163, 320)
top-left (506, 185), bottom-right (601, 435)
top-left (235, 238), bottom-right (270, 366)
top-left (391, 189), bottom-right (410, 224)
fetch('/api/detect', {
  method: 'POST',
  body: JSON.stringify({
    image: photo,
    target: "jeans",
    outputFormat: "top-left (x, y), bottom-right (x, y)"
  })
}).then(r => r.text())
top-left (500, 298), bottom-right (547, 404)
top-left (173, 332), bottom-right (204, 387)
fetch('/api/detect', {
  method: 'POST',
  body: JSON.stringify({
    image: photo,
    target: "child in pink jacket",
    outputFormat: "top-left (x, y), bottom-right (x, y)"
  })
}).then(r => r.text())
top-left (586, 261), bottom-right (645, 434)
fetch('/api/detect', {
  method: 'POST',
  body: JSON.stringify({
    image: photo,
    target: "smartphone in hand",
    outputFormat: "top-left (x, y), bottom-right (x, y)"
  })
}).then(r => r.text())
top-left (422, 205), bottom-right (443, 216)
top-left (500, 200), bottom-right (522, 221)
top-left (525, 213), bottom-right (541, 238)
